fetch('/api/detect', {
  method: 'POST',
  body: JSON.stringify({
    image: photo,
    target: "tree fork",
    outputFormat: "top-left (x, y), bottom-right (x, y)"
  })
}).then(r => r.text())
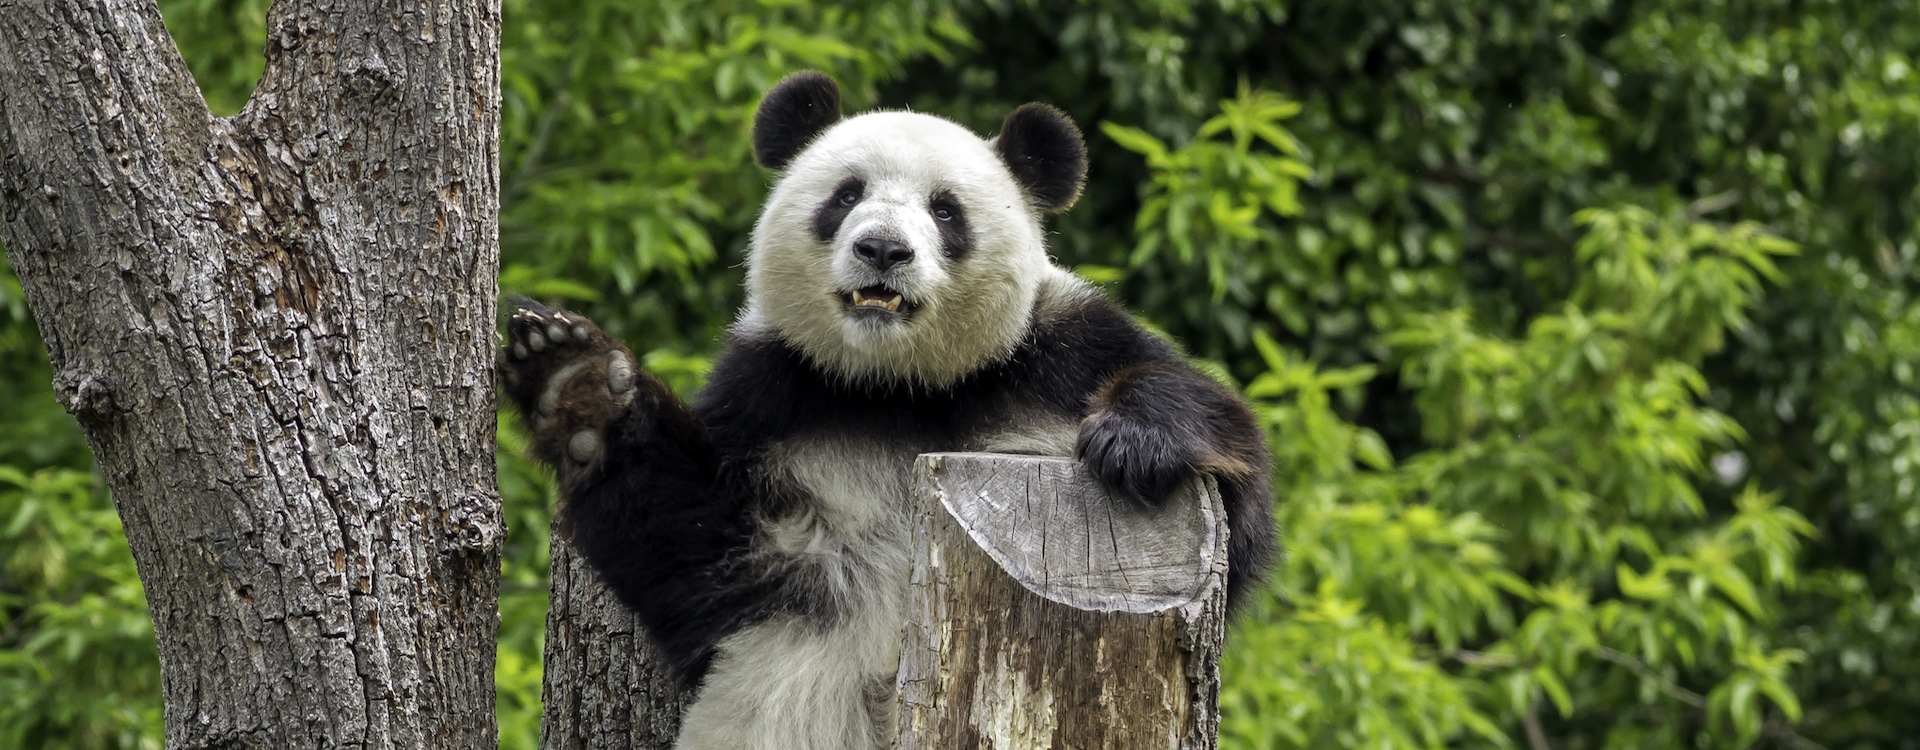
top-left (0, 0), bottom-right (503, 747)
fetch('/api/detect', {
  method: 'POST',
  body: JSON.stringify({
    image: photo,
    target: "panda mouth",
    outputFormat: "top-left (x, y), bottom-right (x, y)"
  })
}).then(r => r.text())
top-left (843, 285), bottom-right (913, 316)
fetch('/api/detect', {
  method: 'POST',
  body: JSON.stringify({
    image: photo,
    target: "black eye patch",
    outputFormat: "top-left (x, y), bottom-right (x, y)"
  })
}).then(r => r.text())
top-left (930, 189), bottom-right (971, 260)
top-left (812, 176), bottom-right (865, 243)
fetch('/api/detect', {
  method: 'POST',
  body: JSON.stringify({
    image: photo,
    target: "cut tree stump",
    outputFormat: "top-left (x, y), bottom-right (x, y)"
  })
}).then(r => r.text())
top-left (896, 452), bottom-right (1229, 750)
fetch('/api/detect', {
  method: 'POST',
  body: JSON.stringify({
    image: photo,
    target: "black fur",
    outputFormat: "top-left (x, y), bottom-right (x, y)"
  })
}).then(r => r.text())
top-left (753, 71), bottom-right (843, 170)
top-left (499, 291), bottom-right (1276, 687)
top-left (929, 189), bottom-right (971, 260)
top-left (995, 104), bottom-right (1088, 213)
top-left (812, 176), bottom-right (864, 243)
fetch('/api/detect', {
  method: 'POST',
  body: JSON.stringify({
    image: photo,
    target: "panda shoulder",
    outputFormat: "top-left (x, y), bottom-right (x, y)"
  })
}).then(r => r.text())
top-left (693, 318), bottom-right (819, 453)
top-left (996, 271), bottom-right (1180, 407)
top-left (1026, 271), bottom-right (1173, 358)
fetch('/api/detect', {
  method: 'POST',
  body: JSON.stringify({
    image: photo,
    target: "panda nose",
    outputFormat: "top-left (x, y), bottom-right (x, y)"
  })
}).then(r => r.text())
top-left (854, 238), bottom-right (914, 271)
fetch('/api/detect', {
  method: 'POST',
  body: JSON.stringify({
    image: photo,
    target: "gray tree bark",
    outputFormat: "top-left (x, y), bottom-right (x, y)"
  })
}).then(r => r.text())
top-left (897, 453), bottom-right (1228, 750)
top-left (0, 0), bottom-right (503, 747)
top-left (539, 533), bottom-right (689, 750)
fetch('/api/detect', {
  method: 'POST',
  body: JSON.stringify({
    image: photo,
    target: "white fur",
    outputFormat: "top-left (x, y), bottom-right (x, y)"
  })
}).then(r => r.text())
top-left (675, 439), bottom-right (916, 750)
top-left (745, 111), bottom-right (1070, 388)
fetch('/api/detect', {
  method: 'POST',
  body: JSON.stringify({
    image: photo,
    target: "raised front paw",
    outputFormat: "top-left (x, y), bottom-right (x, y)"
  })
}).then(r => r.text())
top-left (499, 298), bottom-right (639, 471)
top-left (1075, 410), bottom-right (1200, 505)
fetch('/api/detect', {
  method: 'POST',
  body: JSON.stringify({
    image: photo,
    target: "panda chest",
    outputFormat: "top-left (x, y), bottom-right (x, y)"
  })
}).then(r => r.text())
top-left (765, 431), bottom-right (928, 538)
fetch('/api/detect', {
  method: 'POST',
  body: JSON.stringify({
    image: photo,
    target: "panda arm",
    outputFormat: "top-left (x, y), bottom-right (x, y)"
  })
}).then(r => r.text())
top-left (1076, 356), bottom-right (1277, 608)
top-left (499, 301), bottom-right (815, 684)
top-left (1018, 294), bottom-right (1277, 609)
top-left (558, 376), bottom-right (818, 684)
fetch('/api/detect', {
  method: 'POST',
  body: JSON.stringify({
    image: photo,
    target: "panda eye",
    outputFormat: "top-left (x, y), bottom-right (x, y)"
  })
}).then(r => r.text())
top-left (930, 203), bottom-right (956, 222)
top-left (836, 189), bottom-right (861, 207)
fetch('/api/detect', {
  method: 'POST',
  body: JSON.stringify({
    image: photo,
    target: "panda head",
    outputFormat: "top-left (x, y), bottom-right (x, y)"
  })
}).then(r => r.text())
top-left (742, 71), bottom-right (1087, 388)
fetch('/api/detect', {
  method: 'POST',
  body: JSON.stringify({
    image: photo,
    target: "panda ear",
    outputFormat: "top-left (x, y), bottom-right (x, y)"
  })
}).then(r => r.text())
top-left (753, 71), bottom-right (843, 170)
top-left (994, 104), bottom-right (1087, 213)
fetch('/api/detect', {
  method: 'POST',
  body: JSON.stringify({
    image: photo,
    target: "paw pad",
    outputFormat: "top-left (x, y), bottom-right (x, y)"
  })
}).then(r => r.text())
top-left (567, 430), bottom-right (602, 464)
top-left (499, 299), bottom-right (641, 473)
top-left (607, 353), bottom-right (635, 394)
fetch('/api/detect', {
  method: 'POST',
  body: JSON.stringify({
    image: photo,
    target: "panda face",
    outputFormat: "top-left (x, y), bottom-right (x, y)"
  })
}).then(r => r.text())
top-left (743, 73), bottom-right (1088, 388)
top-left (746, 113), bottom-right (1055, 387)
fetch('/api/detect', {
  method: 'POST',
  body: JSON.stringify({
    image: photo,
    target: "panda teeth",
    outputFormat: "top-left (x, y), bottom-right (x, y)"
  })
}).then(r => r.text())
top-left (851, 289), bottom-right (903, 312)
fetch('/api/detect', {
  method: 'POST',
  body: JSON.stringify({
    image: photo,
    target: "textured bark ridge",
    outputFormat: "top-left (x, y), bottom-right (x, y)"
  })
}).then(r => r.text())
top-left (0, 0), bottom-right (503, 747)
top-left (539, 533), bottom-right (690, 750)
top-left (898, 453), bottom-right (1228, 750)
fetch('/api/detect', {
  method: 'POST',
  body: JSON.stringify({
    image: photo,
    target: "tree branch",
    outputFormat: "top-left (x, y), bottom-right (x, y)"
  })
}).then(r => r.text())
top-left (1522, 695), bottom-right (1553, 750)
top-left (1592, 646), bottom-right (1709, 710)
top-left (0, 0), bottom-right (211, 259)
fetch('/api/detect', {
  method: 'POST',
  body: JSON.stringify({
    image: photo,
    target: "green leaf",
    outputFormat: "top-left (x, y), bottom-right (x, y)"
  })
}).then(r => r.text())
top-left (1534, 666), bottom-right (1574, 717)
top-left (1098, 122), bottom-right (1169, 163)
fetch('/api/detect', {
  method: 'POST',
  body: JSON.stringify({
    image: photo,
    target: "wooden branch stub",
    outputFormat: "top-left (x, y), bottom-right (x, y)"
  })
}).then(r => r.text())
top-left (898, 453), bottom-right (1228, 750)
top-left (539, 533), bottom-right (690, 750)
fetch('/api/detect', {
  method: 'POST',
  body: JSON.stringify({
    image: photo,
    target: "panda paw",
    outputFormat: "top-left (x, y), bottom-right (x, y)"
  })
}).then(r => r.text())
top-left (499, 298), bottom-right (639, 471)
top-left (1075, 410), bottom-right (1200, 506)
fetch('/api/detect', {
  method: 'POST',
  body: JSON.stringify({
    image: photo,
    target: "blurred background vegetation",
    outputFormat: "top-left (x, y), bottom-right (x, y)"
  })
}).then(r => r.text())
top-left (3, 0), bottom-right (1917, 747)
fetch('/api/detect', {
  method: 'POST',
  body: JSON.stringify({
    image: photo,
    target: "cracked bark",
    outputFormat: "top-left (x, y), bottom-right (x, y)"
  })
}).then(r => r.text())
top-left (0, 0), bottom-right (503, 747)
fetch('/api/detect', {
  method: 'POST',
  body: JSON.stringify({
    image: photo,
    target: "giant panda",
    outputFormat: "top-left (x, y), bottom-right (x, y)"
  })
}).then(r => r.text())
top-left (499, 71), bottom-right (1275, 750)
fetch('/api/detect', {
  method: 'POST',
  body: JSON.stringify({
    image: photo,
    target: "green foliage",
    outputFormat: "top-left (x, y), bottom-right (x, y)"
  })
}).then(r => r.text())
top-left (0, 467), bottom-right (160, 750)
top-left (4, 0), bottom-right (1917, 748)
top-left (494, 413), bottom-right (553, 750)
top-left (1102, 86), bottom-right (1313, 339)
top-left (1220, 200), bottom-right (1814, 748)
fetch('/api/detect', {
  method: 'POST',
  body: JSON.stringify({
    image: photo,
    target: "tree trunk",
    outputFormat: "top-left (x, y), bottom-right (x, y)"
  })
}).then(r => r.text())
top-left (0, 0), bottom-right (503, 747)
top-left (897, 453), bottom-right (1228, 750)
top-left (538, 532), bottom-right (690, 749)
